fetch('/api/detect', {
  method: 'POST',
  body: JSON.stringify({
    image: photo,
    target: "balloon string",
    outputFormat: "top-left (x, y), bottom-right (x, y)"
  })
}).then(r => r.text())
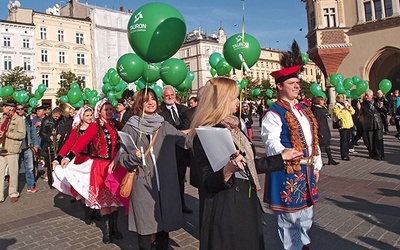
top-left (238, 0), bottom-right (245, 151)
top-left (139, 64), bottom-right (151, 140)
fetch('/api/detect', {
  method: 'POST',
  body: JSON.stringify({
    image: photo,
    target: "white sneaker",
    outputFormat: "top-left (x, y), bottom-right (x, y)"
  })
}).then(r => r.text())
top-left (349, 149), bottom-right (357, 153)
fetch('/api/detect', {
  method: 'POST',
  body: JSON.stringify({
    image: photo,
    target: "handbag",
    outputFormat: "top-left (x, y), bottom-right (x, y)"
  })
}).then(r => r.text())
top-left (390, 116), bottom-right (396, 125)
top-left (120, 129), bottom-right (159, 198)
top-left (332, 114), bottom-right (342, 129)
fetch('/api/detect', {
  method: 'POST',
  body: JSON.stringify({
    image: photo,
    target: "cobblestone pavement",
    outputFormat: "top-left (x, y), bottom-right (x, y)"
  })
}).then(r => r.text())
top-left (0, 123), bottom-right (399, 250)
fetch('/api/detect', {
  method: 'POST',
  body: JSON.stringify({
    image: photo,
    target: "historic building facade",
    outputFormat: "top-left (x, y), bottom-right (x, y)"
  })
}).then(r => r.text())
top-left (302, 0), bottom-right (400, 97)
top-left (7, 7), bottom-right (93, 108)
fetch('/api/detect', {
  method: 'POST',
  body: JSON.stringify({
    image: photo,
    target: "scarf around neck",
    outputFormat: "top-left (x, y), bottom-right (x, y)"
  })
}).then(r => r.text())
top-left (220, 115), bottom-right (261, 191)
top-left (126, 113), bottom-right (164, 135)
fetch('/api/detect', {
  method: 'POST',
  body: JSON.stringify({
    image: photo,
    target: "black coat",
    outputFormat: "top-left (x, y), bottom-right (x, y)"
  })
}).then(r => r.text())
top-left (192, 126), bottom-right (285, 250)
top-left (360, 99), bottom-right (385, 131)
top-left (311, 105), bottom-right (331, 147)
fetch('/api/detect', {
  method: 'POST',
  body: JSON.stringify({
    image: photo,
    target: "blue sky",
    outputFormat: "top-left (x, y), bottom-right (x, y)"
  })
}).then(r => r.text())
top-left (0, 0), bottom-right (309, 52)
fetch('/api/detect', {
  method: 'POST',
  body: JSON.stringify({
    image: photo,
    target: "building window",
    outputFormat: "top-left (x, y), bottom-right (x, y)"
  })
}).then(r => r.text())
top-left (77, 76), bottom-right (86, 88)
top-left (261, 62), bottom-right (264, 68)
top-left (323, 8), bottom-right (337, 28)
top-left (185, 63), bottom-right (191, 71)
top-left (23, 57), bottom-right (31, 71)
top-left (59, 51), bottom-right (65, 64)
top-left (77, 53), bottom-right (85, 65)
top-left (58, 29), bottom-right (64, 42)
top-left (309, 11), bottom-right (316, 30)
top-left (185, 49), bottom-right (190, 57)
top-left (40, 27), bottom-right (47, 40)
top-left (266, 62), bottom-right (269, 69)
top-left (384, 0), bottom-right (393, 17)
top-left (76, 32), bottom-right (84, 44)
top-left (41, 50), bottom-right (48, 62)
top-left (3, 37), bottom-right (11, 47)
top-left (363, 0), bottom-right (392, 21)
top-left (3, 56), bottom-right (12, 70)
top-left (22, 38), bottom-right (30, 48)
top-left (41, 74), bottom-right (49, 87)
top-left (262, 73), bottom-right (265, 79)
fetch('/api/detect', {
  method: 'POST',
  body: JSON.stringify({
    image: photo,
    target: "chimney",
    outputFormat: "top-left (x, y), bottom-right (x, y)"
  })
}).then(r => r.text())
top-left (120, 6), bottom-right (124, 12)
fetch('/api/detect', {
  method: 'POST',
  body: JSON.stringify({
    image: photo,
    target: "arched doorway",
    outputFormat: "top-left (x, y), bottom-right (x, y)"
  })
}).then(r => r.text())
top-left (366, 47), bottom-right (400, 93)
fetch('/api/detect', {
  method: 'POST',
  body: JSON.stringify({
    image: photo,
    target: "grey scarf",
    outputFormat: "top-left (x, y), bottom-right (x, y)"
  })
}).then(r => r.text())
top-left (126, 114), bottom-right (164, 135)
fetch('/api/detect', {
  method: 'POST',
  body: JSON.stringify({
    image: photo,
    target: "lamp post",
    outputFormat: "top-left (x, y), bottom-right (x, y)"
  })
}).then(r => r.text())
top-left (8, 1), bottom-right (21, 22)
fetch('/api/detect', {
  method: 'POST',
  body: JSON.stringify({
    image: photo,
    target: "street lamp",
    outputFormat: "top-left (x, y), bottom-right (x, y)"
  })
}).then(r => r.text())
top-left (7, 1), bottom-right (21, 22)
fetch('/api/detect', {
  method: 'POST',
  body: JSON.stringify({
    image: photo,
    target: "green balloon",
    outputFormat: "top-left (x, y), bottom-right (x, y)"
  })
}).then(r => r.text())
top-left (20, 90), bottom-right (29, 103)
top-left (266, 99), bottom-right (274, 107)
top-left (329, 74), bottom-right (340, 86)
top-left (356, 80), bottom-right (368, 95)
top-left (310, 83), bottom-right (322, 96)
top-left (142, 62), bottom-right (161, 83)
top-left (175, 77), bottom-right (192, 92)
top-left (37, 84), bottom-right (47, 94)
top-left (187, 71), bottom-right (195, 81)
top-left (1, 86), bottom-right (13, 97)
top-left (34, 90), bottom-right (44, 100)
top-left (343, 78), bottom-right (354, 90)
top-left (111, 99), bottom-right (118, 107)
top-left (102, 74), bottom-right (110, 84)
top-left (345, 89), bottom-right (351, 98)
top-left (252, 88), bottom-right (261, 97)
top-left (266, 89), bottom-right (273, 98)
top-left (109, 71), bottom-right (121, 86)
top-left (335, 83), bottom-right (346, 94)
top-left (29, 97), bottom-right (38, 107)
top-left (153, 85), bottom-right (163, 98)
top-left (59, 95), bottom-right (69, 103)
top-left (240, 79), bottom-right (248, 90)
top-left (160, 58), bottom-right (188, 87)
top-left (210, 68), bottom-right (217, 77)
top-left (316, 91), bottom-right (327, 100)
top-left (301, 53), bottom-right (309, 64)
top-left (70, 82), bottom-right (80, 90)
top-left (67, 89), bottom-right (82, 104)
top-left (352, 76), bottom-right (361, 85)
top-left (337, 73), bottom-right (344, 83)
top-left (12, 91), bottom-right (19, 103)
top-left (72, 100), bottom-right (84, 109)
top-left (223, 33), bottom-right (261, 70)
top-left (88, 96), bottom-right (98, 108)
top-left (127, 2), bottom-right (186, 63)
top-left (209, 52), bottom-right (223, 69)
top-left (350, 89), bottom-right (360, 99)
top-left (135, 77), bottom-right (147, 90)
top-left (216, 59), bottom-right (232, 76)
top-left (102, 83), bottom-right (112, 94)
top-left (379, 79), bottom-right (392, 94)
top-left (117, 53), bottom-right (144, 83)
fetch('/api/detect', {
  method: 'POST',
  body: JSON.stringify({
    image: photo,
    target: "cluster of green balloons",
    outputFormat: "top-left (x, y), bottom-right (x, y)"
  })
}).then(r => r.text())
top-left (249, 88), bottom-right (261, 97)
top-left (102, 68), bottom-right (129, 107)
top-left (330, 73), bottom-right (368, 99)
top-left (1, 83), bottom-right (47, 108)
top-left (127, 2), bottom-right (186, 63)
top-left (301, 53), bottom-right (309, 65)
top-left (59, 82), bottom-right (101, 108)
top-left (265, 89), bottom-right (275, 107)
top-left (209, 52), bottom-right (233, 77)
top-left (236, 79), bottom-right (248, 91)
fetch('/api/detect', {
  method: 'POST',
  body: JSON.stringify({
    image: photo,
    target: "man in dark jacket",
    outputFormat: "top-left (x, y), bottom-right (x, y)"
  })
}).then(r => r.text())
top-left (39, 107), bottom-right (63, 188)
top-left (159, 85), bottom-right (192, 213)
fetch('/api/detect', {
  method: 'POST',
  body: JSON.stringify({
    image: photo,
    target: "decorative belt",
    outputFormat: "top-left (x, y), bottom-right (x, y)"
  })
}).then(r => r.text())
top-left (299, 157), bottom-right (314, 165)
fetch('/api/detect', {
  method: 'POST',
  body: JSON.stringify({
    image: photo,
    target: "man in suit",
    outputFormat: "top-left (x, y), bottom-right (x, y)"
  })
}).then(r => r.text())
top-left (159, 85), bottom-right (192, 213)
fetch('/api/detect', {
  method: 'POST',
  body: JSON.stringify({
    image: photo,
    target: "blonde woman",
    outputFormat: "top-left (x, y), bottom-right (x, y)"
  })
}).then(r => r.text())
top-left (333, 94), bottom-right (355, 161)
top-left (189, 77), bottom-right (302, 250)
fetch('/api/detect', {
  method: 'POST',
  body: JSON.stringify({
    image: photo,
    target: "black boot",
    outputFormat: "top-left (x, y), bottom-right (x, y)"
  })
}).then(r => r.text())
top-left (326, 146), bottom-right (340, 165)
top-left (138, 234), bottom-right (154, 250)
top-left (110, 211), bottom-right (123, 240)
top-left (83, 206), bottom-right (94, 225)
top-left (91, 208), bottom-right (102, 221)
top-left (102, 214), bottom-right (111, 244)
top-left (155, 231), bottom-right (169, 250)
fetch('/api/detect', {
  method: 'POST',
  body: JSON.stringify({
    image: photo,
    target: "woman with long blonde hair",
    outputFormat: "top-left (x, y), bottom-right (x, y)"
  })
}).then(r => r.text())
top-left (190, 77), bottom-right (301, 250)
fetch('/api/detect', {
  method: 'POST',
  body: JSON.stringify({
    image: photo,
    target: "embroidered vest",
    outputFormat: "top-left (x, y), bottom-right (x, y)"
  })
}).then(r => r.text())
top-left (263, 101), bottom-right (319, 212)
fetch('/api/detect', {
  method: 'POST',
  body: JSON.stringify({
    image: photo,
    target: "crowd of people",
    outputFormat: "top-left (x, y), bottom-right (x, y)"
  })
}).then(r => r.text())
top-left (0, 68), bottom-right (398, 249)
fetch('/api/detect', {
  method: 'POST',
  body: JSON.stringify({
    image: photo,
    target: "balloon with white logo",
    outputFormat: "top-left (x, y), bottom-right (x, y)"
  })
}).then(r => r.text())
top-left (127, 2), bottom-right (186, 63)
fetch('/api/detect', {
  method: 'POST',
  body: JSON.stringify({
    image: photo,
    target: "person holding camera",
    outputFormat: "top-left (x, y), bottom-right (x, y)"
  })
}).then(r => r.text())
top-left (333, 94), bottom-right (355, 161)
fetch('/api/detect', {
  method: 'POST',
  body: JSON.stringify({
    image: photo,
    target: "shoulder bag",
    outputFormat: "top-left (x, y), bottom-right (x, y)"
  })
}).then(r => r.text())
top-left (120, 129), bottom-right (160, 198)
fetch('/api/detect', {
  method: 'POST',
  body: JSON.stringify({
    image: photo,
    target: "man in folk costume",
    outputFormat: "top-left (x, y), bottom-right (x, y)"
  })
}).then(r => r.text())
top-left (261, 65), bottom-right (323, 250)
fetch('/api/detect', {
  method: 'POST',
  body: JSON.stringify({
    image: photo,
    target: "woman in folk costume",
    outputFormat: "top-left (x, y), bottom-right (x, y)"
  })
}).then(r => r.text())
top-left (189, 77), bottom-right (302, 250)
top-left (61, 98), bottom-right (124, 244)
top-left (52, 105), bottom-right (100, 224)
top-left (118, 88), bottom-right (188, 250)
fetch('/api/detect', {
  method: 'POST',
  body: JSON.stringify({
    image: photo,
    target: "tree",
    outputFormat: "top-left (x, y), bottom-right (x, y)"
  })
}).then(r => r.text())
top-left (0, 66), bottom-right (34, 93)
top-left (243, 76), bottom-right (277, 101)
top-left (56, 71), bottom-right (84, 98)
top-left (280, 39), bottom-right (304, 71)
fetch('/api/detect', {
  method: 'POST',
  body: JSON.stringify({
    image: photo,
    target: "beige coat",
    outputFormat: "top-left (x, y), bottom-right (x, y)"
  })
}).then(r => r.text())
top-left (0, 113), bottom-right (25, 154)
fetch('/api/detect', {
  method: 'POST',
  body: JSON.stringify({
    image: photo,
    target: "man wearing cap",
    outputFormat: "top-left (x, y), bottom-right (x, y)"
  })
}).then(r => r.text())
top-left (0, 101), bottom-right (26, 203)
top-left (16, 104), bottom-right (40, 193)
top-left (261, 65), bottom-right (323, 249)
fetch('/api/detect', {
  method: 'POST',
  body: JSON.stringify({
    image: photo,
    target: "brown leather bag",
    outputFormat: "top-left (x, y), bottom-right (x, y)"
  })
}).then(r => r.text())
top-left (119, 129), bottom-right (159, 198)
